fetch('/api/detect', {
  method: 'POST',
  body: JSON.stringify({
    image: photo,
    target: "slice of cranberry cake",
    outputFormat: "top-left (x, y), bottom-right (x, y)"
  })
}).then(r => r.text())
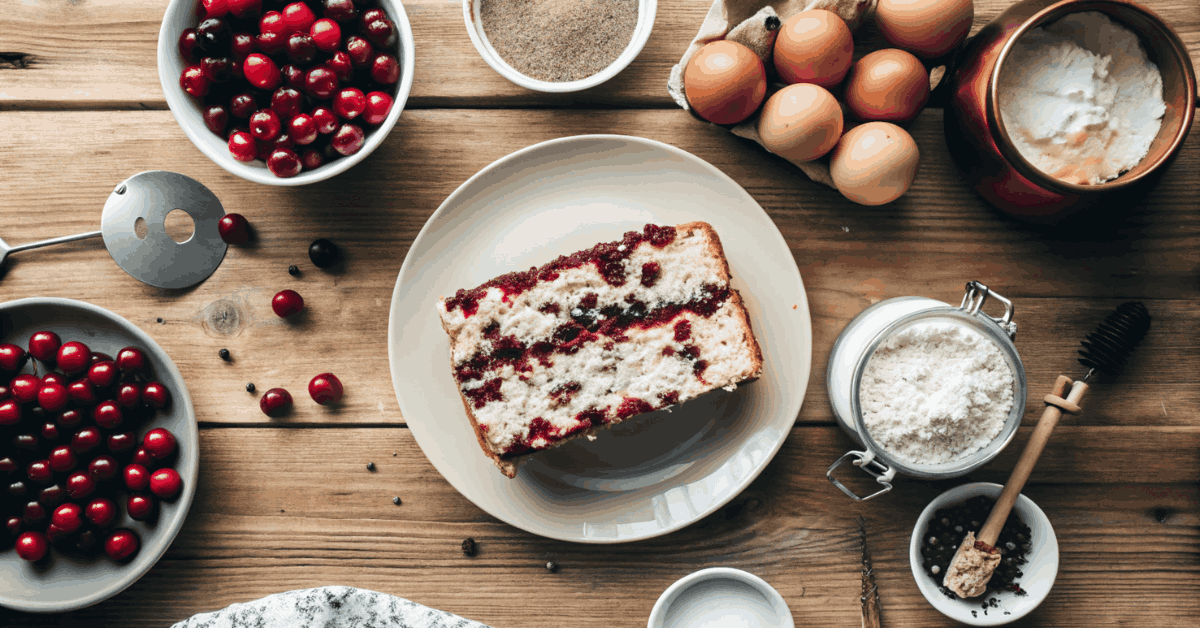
top-left (436, 222), bottom-right (763, 478)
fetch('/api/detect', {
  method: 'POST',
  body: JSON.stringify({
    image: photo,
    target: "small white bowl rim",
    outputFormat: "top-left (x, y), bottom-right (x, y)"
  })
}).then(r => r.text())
top-left (646, 567), bottom-right (794, 628)
top-left (156, 0), bottom-right (416, 186)
top-left (909, 482), bottom-right (1059, 626)
top-left (462, 0), bottom-right (657, 93)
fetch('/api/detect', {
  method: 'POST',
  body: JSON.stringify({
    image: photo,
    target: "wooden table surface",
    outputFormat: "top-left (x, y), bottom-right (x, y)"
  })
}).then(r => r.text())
top-left (1, 0), bottom-right (1197, 626)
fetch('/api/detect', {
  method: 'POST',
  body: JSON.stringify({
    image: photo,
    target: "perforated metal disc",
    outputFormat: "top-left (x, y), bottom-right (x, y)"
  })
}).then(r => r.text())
top-left (101, 171), bottom-right (227, 289)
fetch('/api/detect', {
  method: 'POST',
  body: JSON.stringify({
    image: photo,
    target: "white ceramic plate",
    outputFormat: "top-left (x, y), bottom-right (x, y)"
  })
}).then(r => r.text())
top-left (388, 135), bottom-right (810, 543)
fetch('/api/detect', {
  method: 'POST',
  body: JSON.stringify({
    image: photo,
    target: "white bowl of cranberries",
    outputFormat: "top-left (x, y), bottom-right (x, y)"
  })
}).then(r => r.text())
top-left (157, 0), bottom-right (414, 184)
top-left (0, 298), bottom-right (198, 613)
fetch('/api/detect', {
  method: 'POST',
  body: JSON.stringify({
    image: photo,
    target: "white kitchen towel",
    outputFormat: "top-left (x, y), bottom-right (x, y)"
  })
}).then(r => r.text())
top-left (171, 586), bottom-right (491, 628)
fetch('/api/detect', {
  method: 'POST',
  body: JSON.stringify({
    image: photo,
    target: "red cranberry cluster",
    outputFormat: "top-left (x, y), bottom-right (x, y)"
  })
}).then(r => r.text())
top-left (178, 0), bottom-right (402, 178)
top-left (259, 373), bottom-right (343, 416)
top-left (1, 333), bottom-right (185, 564)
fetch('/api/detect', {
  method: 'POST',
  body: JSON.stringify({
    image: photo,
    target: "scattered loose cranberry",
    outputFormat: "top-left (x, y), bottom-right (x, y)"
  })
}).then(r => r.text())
top-left (0, 343), bottom-right (27, 371)
top-left (144, 429), bottom-right (177, 460)
top-left (86, 498), bottom-right (118, 528)
top-left (308, 373), bottom-right (344, 405)
top-left (48, 446), bottom-right (76, 473)
top-left (116, 346), bottom-right (147, 373)
top-left (267, 148), bottom-right (303, 178)
top-left (89, 455), bottom-right (119, 482)
top-left (203, 104), bottom-right (229, 135)
top-left (143, 382), bottom-right (171, 410)
top-left (88, 360), bottom-right (120, 388)
top-left (57, 341), bottom-right (91, 374)
top-left (51, 503), bottom-right (84, 534)
top-left (370, 53), bottom-right (400, 85)
top-left (271, 289), bottom-right (305, 317)
top-left (67, 378), bottom-right (98, 406)
top-left (230, 92), bottom-right (257, 118)
top-left (150, 468), bottom-right (182, 500)
top-left (363, 91), bottom-right (394, 125)
top-left (259, 388), bottom-right (293, 416)
top-left (126, 495), bottom-right (155, 521)
top-left (28, 331), bottom-right (61, 364)
top-left (72, 428), bottom-right (102, 454)
top-left (104, 529), bottom-right (139, 561)
top-left (331, 123), bottom-right (365, 156)
top-left (288, 114), bottom-right (318, 145)
top-left (229, 130), bottom-right (259, 162)
top-left (243, 53), bottom-right (281, 90)
top-left (94, 401), bottom-right (124, 429)
top-left (15, 531), bottom-right (48, 561)
top-left (300, 148), bottom-right (324, 171)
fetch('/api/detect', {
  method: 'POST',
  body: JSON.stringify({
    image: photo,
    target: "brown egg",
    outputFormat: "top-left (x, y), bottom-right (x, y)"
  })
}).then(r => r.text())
top-left (843, 49), bottom-right (930, 124)
top-left (757, 84), bottom-right (843, 162)
top-left (684, 40), bottom-right (767, 125)
top-left (773, 10), bottom-right (854, 88)
top-left (829, 122), bottom-right (920, 205)
top-left (875, 0), bottom-right (974, 59)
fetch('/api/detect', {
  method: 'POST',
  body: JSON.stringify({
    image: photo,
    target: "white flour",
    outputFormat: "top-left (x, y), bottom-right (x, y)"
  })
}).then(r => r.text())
top-left (997, 11), bottom-right (1165, 185)
top-left (860, 322), bottom-right (1014, 465)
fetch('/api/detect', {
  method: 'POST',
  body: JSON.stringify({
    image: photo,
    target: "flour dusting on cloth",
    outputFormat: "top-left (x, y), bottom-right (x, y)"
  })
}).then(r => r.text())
top-left (860, 322), bottom-right (1014, 465)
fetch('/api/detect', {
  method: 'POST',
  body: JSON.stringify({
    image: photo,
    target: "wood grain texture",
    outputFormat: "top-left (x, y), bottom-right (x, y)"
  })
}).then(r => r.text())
top-left (0, 0), bottom-right (1196, 109)
top-left (0, 109), bottom-right (1195, 426)
top-left (1, 426), bottom-right (1196, 628)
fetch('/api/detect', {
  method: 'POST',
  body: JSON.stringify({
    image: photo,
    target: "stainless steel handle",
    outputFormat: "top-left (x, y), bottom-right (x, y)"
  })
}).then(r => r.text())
top-left (827, 450), bottom-right (896, 501)
top-left (4, 230), bottom-right (104, 255)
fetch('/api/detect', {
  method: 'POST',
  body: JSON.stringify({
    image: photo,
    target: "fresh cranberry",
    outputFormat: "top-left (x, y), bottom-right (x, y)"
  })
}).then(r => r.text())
top-left (51, 502), bottom-right (84, 534)
top-left (327, 50), bottom-right (353, 82)
top-left (196, 17), bottom-right (232, 56)
top-left (271, 86), bottom-right (303, 119)
top-left (40, 421), bottom-right (60, 441)
top-left (113, 346), bottom-right (145, 373)
top-left (203, 104), bottom-right (229, 134)
top-left (126, 495), bottom-right (155, 521)
top-left (229, 130), bottom-right (259, 162)
top-left (362, 17), bottom-right (396, 49)
top-left (300, 148), bottom-right (324, 170)
top-left (332, 87), bottom-right (366, 120)
top-left (86, 497), bottom-right (118, 527)
top-left (67, 379), bottom-right (97, 406)
top-left (363, 91), bottom-right (393, 125)
top-left (12, 433), bottom-right (38, 453)
top-left (143, 382), bottom-right (171, 409)
top-left (36, 383), bottom-right (68, 412)
top-left (66, 471), bottom-right (95, 499)
top-left (359, 8), bottom-right (387, 28)
top-left (266, 149), bottom-right (302, 177)
top-left (5, 516), bottom-right (20, 538)
top-left (261, 133), bottom-right (296, 160)
top-left (132, 447), bottom-right (155, 468)
top-left (304, 65), bottom-right (339, 99)
top-left (323, 0), bottom-right (358, 23)
top-left (370, 53), bottom-right (399, 85)
top-left (26, 460), bottom-right (52, 484)
top-left (48, 446), bottom-right (76, 473)
top-left (94, 401), bottom-right (124, 429)
top-left (0, 384), bottom-right (9, 402)
top-left (0, 343), bottom-right (26, 371)
top-left (10, 375), bottom-right (37, 403)
top-left (250, 108), bottom-right (283, 141)
top-left (57, 341), bottom-right (91, 374)
top-left (143, 428), bottom-right (177, 460)
top-left (230, 92), bottom-right (257, 118)
top-left (243, 53), bottom-right (281, 90)
top-left (23, 501), bottom-right (46, 525)
top-left (72, 428), bottom-right (101, 454)
top-left (345, 35), bottom-right (373, 68)
top-left (285, 33), bottom-right (317, 64)
top-left (260, 10), bottom-right (287, 33)
top-left (201, 56), bottom-right (234, 83)
top-left (260, 387), bottom-right (293, 416)
top-left (256, 30), bottom-right (286, 55)
top-left (282, 2), bottom-right (317, 33)
top-left (281, 63), bottom-right (305, 90)
top-left (28, 331), bottom-right (61, 364)
top-left (41, 372), bottom-right (67, 387)
top-left (87, 360), bottom-right (120, 388)
top-left (38, 483), bottom-right (65, 507)
top-left (150, 468), bottom-right (182, 500)
top-left (230, 32), bottom-right (256, 60)
top-left (57, 408), bottom-right (83, 429)
top-left (15, 531), bottom-right (48, 561)
top-left (0, 402), bottom-right (20, 427)
top-left (309, 18), bottom-right (341, 52)
top-left (311, 107), bottom-right (338, 134)
top-left (108, 432), bottom-right (137, 456)
top-left (104, 529), bottom-right (139, 561)
top-left (0, 456), bottom-right (17, 476)
top-left (288, 114), bottom-right (318, 145)
top-left (271, 289), bottom-right (304, 317)
top-left (124, 464), bottom-right (150, 491)
top-left (308, 373), bottom-right (344, 405)
top-left (331, 123), bottom-right (365, 156)
top-left (7, 479), bottom-right (29, 498)
top-left (218, 213), bottom-right (251, 244)
top-left (201, 0), bottom-right (229, 19)
top-left (90, 352), bottom-right (113, 364)
top-left (89, 455), bottom-right (119, 482)
top-left (179, 28), bottom-right (201, 63)
top-left (228, 0), bottom-right (262, 20)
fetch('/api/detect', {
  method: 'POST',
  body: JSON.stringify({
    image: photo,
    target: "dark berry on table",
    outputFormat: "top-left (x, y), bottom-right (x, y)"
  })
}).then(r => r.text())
top-left (143, 382), bottom-right (171, 410)
top-left (51, 502), bottom-right (84, 534)
top-left (89, 455), bottom-right (119, 482)
top-left (392, 496), bottom-right (401, 505)
top-left (333, 87), bottom-right (366, 120)
top-left (363, 91), bottom-right (393, 125)
top-left (88, 360), bottom-right (120, 388)
top-left (150, 468), bottom-right (183, 500)
top-left (0, 401), bottom-right (21, 427)
top-left (40, 421), bottom-right (60, 442)
top-left (230, 92), bottom-right (257, 118)
top-left (228, 0), bottom-right (263, 21)
top-left (108, 432), bottom-right (137, 456)
top-left (243, 53), bottom-right (281, 90)
top-left (57, 408), bottom-right (83, 429)
top-left (310, 18), bottom-right (341, 52)
top-left (28, 331), bottom-right (61, 364)
top-left (231, 31), bottom-right (257, 60)
top-left (282, 63), bottom-right (305, 90)
top-left (201, 0), bottom-right (229, 19)
top-left (41, 372), bottom-right (68, 387)
top-left (229, 130), bottom-right (259, 162)
top-left (219, 348), bottom-right (232, 361)
top-left (218, 213), bottom-right (252, 245)
top-left (37, 483), bottom-right (65, 507)
top-left (308, 238), bottom-right (340, 267)
top-left (271, 86), bottom-right (303, 120)
top-left (366, 462), bottom-right (375, 471)
top-left (259, 10), bottom-right (286, 34)
top-left (345, 35), bottom-right (373, 68)
top-left (311, 107), bottom-right (338, 134)
top-left (67, 378), bottom-right (98, 407)
top-left (57, 341), bottom-right (91, 374)
top-left (260, 387), bottom-right (293, 416)
top-left (181, 65), bottom-right (211, 97)
top-left (300, 148), bottom-right (324, 171)
top-left (304, 65), bottom-right (339, 99)
top-left (282, 1), bottom-right (317, 33)
top-left (461, 538), bottom-right (477, 556)
top-left (179, 28), bottom-right (201, 63)
top-left (144, 428), bottom-right (177, 460)
top-left (27, 460), bottom-right (53, 485)
top-left (272, 289), bottom-right (305, 317)
top-left (72, 428), bottom-right (101, 454)
top-left (66, 471), bottom-right (96, 499)
top-left (201, 56), bottom-right (234, 83)
top-left (250, 108), bottom-right (283, 141)
top-left (285, 32), bottom-right (317, 64)
top-left (331, 123), bottom-right (364, 156)
top-left (94, 400), bottom-right (124, 429)
top-left (48, 446), bottom-right (76, 473)
top-left (86, 497), bottom-right (118, 528)
top-left (104, 529), bottom-right (140, 561)
top-left (203, 104), bottom-right (230, 134)
top-left (370, 53), bottom-right (400, 85)
top-left (196, 18), bottom-right (232, 55)
top-left (127, 494), bottom-right (155, 521)
top-left (362, 17), bottom-right (396, 49)
top-left (37, 383), bottom-right (69, 412)
top-left (15, 531), bottom-right (48, 561)
top-left (308, 373), bottom-right (343, 405)
top-left (256, 30), bottom-right (286, 55)
top-left (323, 0), bottom-right (358, 23)
top-left (327, 50), bottom-right (353, 82)
top-left (0, 343), bottom-right (27, 371)
top-left (246, 382), bottom-right (256, 392)
top-left (267, 148), bottom-right (303, 178)
top-left (124, 464), bottom-right (150, 491)
top-left (288, 114), bottom-right (318, 145)
top-left (546, 561), bottom-right (558, 572)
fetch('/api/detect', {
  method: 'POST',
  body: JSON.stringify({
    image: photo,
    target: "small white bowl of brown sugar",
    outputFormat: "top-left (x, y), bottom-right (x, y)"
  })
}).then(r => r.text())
top-left (464, 0), bottom-right (656, 92)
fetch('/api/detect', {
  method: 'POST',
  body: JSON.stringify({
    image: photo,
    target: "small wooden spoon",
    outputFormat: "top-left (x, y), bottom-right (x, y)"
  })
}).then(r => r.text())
top-left (943, 375), bottom-right (1088, 598)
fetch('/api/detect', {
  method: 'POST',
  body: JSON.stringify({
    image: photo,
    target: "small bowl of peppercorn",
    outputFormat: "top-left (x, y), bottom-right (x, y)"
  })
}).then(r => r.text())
top-left (910, 482), bottom-right (1059, 626)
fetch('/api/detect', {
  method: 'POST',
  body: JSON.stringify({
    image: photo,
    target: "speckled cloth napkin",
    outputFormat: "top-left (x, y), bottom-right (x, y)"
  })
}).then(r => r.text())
top-left (170, 586), bottom-right (492, 628)
top-left (667, 0), bottom-right (879, 188)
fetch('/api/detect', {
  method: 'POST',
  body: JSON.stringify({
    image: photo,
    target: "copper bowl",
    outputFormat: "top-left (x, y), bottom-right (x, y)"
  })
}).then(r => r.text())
top-left (946, 0), bottom-right (1196, 220)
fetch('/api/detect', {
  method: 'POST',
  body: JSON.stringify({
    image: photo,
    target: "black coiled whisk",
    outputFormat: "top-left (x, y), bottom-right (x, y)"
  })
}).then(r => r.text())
top-left (1078, 301), bottom-right (1151, 377)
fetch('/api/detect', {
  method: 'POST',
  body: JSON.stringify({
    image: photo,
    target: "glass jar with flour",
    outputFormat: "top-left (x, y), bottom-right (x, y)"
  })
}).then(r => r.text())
top-left (826, 282), bottom-right (1027, 501)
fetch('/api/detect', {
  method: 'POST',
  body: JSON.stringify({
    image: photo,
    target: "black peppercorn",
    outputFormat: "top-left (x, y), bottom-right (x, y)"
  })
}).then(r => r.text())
top-left (246, 383), bottom-right (256, 393)
top-left (392, 496), bottom-right (401, 505)
top-left (309, 238), bottom-right (340, 268)
top-left (218, 348), bottom-right (231, 361)
top-left (366, 462), bottom-right (375, 471)
top-left (545, 561), bottom-right (558, 573)
top-left (288, 265), bottom-right (300, 276)
top-left (156, 317), bottom-right (164, 324)
top-left (461, 538), bottom-right (477, 556)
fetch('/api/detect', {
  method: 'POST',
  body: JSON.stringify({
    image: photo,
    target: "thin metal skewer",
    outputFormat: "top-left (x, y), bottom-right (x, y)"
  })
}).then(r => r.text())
top-left (0, 231), bottom-right (105, 268)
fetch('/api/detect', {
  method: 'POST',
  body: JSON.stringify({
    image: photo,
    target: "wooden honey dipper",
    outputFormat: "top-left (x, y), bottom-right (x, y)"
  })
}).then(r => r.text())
top-left (943, 302), bottom-right (1151, 598)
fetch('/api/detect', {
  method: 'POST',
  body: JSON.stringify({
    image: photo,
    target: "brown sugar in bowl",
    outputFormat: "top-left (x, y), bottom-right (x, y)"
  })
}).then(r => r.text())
top-left (945, 0), bottom-right (1196, 221)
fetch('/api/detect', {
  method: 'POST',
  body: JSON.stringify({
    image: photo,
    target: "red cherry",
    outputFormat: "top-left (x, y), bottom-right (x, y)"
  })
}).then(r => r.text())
top-left (228, 0), bottom-right (262, 20)
top-left (48, 446), bottom-right (76, 473)
top-left (260, 10), bottom-right (287, 34)
top-left (301, 148), bottom-right (324, 171)
top-left (272, 290), bottom-right (304, 317)
top-left (327, 50), bottom-right (353, 82)
top-left (67, 379), bottom-right (98, 406)
top-left (218, 213), bottom-right (251, 245)
top-left (132, 447), bottom-right (155, 468)
top-left (179, 28), bottom-right (201, 64)
top-left (243, 53), bottom-right (281, 90)
top-left (201, 0), bottom-right (228, 19)
top-left (89, 455), bottom-right (119, 482)
top-left (51, 502), bottom-right (84, 534)
top-left (230, 92), bottom-right (257, 118)
top-left (0, 401), bottom-right (21, 427)
top-left (308, 373), bottom-right (344, 405)
top-left (260, 388), bottom-right (293, 416)
top-left (231, 31), bottom-right (256, 60)
top-left (126, 495), bottom-right (155, 521)
top-left (288, 114), bottom-right (318, 145)
top-left (143, 428), bottom-right (177, 460)
top-left (323, 0), bottom-right (358, 23)
top-left (203, 104), bottom-right (229, 135)
top-left (180, 64), bottom-right (210, 97)
top-left (37, 383), bottom-right (68, 412)
top-left (15, 531), bottom-right (48, 561)
top-left (27, 460), bottom-right (53, 484)
top-left (104, 529), bottom-right (140, 561)
top-left (331, 123), bottom-right (365, 156)
top-left (72, 427), bottom-right (102, 454)
top-left (0, 343), bottom-right (27, 371)
top-left (57, 341), bottom-right (91, 374)
top-left (143, 382), bottom-right (171, 410)
top-left (332, 87), bottom-right (366, 120)
top-left (282, 2), bottom-right (317, 34)
top-left (124, 464), bottom-right (150, 491)
top-left (286, 32), bottom-right (317, 64)
top-left (116, 347), bottom-right (147, 373)
top-left (310, 18), bottom-right (341, 52)
top-left (267, 149), bottom-right (303, 178)
top-left (149, 468), bottom-right (182, 500)
top-left (250, 108), bottom-right (283, 141)
top-left (108, 432), bottom-right (137, 456)
top-left (87, 361), bottom-right (120, 388)
top-left (370, 53), bottom-right (400, 85)
top-left (304, 65), bottom-right (339, 99)
top-left (311, 107), bottom-right (338, 134)
top-left (94, 401), bottom-right (124, 429)
top-left (271, 86), bottom-right (303, 120)
top-left (66, 471), bottom-right (96, 499)
top-left (362, 17), bottom-right (396, 49)
top-left (28, 331), bottom-right (61, 364)
top-left (56, 408), bottom-right (83, 429)
top-left (256, 30), bottom-right (286, 55)
top-left (345, 35), bottom-right (373, 68)
top-left (86, 497), bottom-right (118, 528)
top-left (363, 91), bottom-right (393, 125)
top-left (229, 130), bottom-right (259, 162)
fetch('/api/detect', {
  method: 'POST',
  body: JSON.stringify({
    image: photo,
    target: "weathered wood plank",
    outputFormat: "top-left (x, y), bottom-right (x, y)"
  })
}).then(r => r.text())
top-left (2, 426), bottom-right (1196, 627)
top-left (0, 0), bottom-right (1196, 109)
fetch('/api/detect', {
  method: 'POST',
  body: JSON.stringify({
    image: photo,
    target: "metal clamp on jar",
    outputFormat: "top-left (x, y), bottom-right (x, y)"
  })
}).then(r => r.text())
top-left (826, 282), bottom-right (1027, 501)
